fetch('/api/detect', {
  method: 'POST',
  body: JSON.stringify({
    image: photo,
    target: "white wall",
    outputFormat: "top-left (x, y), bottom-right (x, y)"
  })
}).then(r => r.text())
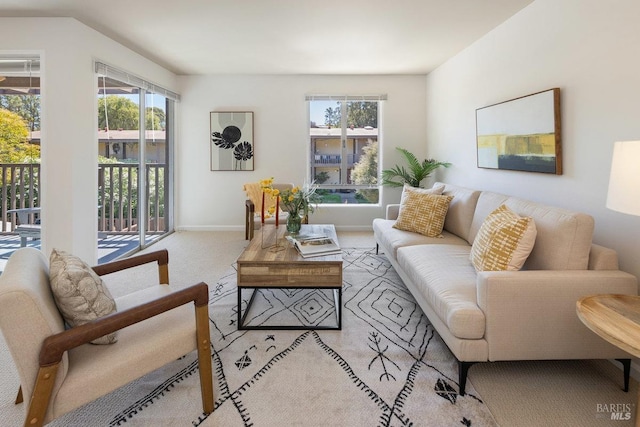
top-left (0, 18), bottom-right (177, 263)
top-left (424, 0), bottom-right (640, 278)
top-left (176, 75), bottom-right (428, 231)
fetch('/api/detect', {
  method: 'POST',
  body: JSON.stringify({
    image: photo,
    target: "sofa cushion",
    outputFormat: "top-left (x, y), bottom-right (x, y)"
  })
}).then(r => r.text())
top-left (373, 218), bottom-right (468, 259)
top-left (397, 244), bottom-right (485, 339)
top-left (393, 192), bottom-right (453, 237)
top-left (435, 182), bottom-right (481, 244)
top-left (470, 204), bottom-right (537, 272)
top-left (469, 192), bottom-right (594, 270)
top-left (49, 249), bottom-right (118, 344)
top-left (399, 183), bottom-right (444, 205)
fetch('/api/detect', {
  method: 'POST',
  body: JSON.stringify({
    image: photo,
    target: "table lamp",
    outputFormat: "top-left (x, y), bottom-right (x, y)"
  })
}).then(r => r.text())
top-left (606, 140), bottom-right (640, 216)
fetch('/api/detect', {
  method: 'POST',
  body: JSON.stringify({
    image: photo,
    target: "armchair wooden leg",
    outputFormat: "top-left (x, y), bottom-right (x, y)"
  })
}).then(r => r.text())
top-left (25, 364), bottom-right (60, 427)
top-left (245, 205), bottom-right (250, 240)
top-left (195, 304), bottom-right (214, 414)
top-left (15, 386), bottom-right (23, 404)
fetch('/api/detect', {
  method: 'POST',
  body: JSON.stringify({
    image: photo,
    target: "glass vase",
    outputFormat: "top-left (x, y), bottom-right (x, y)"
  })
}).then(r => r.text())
top-left (286, 212), bottom-right (302, 235)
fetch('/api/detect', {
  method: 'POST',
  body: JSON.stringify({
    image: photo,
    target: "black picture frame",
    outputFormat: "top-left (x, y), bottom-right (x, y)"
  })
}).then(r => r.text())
top-left (210, 111), bottom-right (254, 171)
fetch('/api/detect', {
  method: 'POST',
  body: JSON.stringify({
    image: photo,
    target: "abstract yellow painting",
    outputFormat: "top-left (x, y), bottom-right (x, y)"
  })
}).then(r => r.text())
top-left (476, 88), bottom-right (561, 174)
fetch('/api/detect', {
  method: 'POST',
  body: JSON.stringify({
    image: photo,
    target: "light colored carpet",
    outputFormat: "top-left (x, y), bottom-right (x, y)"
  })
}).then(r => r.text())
top-left (0, 231), bottom-right (636, 426)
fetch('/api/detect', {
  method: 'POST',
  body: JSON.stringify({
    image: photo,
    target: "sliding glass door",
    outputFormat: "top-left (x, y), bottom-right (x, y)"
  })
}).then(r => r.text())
top-left (96, 64), bottom-right (175, 262)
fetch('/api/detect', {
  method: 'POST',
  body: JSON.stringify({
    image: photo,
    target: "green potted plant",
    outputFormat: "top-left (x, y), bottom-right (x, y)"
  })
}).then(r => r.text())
top-left (381, 147), bottom-right (450, 188)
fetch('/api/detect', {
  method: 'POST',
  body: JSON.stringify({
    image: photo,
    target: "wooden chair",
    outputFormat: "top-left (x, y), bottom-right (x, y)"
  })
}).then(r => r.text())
top-left (0, 248), bottom-right (213, 427)
top-left (243, 182), bottom-right (294, 240)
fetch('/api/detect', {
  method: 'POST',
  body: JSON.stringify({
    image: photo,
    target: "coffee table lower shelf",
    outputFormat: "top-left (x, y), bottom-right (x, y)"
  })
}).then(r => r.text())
top-left (237, 286), bottom-right (342, 330)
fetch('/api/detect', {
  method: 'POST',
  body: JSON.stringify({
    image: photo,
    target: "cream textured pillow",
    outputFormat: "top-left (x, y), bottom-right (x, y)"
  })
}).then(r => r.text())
top-left (470, 204), bottom-right (537, 272)
top-left (49, 249), bottom-right (118, 344)
top-left (393, 190), bottom-right (453, 237)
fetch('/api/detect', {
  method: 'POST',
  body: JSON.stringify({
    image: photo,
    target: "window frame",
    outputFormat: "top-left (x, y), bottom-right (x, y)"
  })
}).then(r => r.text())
top-left (307, 95), bottom-right (385, 204)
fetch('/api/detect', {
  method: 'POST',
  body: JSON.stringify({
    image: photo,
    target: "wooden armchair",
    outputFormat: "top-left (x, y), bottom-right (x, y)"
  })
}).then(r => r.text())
top-left (0, 248), bottom-right (213, 427)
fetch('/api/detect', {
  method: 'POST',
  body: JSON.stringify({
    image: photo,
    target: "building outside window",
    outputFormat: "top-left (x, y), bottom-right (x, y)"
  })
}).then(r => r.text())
top-left (307, 96), bottom-right (384, 204)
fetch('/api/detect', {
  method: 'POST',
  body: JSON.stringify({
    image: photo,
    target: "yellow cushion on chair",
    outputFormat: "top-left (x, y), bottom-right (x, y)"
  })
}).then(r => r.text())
top-left (243, 182), bottom-right (279, 219)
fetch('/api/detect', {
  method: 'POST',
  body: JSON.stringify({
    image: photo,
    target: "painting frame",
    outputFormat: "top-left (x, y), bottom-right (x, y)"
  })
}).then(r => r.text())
top-left (210, 111), bottom-right (254, 171)
top-left (476, 88), bottom-right (562, 174)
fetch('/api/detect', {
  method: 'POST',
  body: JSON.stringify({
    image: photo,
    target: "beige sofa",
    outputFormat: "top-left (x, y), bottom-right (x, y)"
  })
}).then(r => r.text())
top-left (373, 182), bottom-right (638, 395)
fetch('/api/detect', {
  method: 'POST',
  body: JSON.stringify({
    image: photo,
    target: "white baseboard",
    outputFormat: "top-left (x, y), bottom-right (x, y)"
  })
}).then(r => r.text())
top-left (176, 225), bottom-right (243, 232)
top-left (176, 225), bottom-right (374, 232)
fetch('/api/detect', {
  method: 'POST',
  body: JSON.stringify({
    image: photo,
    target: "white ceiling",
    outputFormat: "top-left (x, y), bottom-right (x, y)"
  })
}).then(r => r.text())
top-left (0, 0), bottom-right (534, 75)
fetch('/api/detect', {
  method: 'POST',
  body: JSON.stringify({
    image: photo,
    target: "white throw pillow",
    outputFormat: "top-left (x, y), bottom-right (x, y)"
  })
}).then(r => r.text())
top-left (49, 249), bottom-right (118, 344)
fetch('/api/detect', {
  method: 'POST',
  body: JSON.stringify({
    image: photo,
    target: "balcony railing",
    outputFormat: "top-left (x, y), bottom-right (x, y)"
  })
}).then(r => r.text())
top-left (98, 163), bottom-right (166, 234)
top-left (0, 163), bottom-right (40, 233)
top-left (312, 153), bottom-right (361, 166)
top-left (0, 163), bottom-right (166, 235)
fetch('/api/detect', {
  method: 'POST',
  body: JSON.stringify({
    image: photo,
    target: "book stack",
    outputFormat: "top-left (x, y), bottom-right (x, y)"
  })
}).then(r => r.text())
top-left (287, 233), bottom-right (341, 258)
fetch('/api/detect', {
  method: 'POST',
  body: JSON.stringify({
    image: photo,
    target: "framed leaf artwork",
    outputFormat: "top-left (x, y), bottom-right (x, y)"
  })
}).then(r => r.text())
top-left (210, 111), bottom-right (254, 171)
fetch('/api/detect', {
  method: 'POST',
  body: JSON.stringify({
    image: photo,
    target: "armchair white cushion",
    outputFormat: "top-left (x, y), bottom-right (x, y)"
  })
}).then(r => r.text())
top-left (0, 248), bottom-right (213, 426)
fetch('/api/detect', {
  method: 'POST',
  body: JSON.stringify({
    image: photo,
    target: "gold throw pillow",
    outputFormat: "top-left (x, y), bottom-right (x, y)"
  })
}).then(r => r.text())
top-left (393, 190), bottom-right (453, 237)
top-left (470, 204), bottom-right (537, 272)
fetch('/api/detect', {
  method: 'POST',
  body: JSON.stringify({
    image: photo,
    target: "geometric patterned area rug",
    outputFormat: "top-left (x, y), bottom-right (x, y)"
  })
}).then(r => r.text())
top-left (203, 248), bottom-right (497, 426)
top-left (51, 248), bottom-right (497, 426)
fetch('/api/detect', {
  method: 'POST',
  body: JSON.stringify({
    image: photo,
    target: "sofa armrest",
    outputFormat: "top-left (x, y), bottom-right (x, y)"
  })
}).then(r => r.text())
top-left (386, 204), bottom-right (400, 220)
top-left (476, 270), bottom-right (638, 361)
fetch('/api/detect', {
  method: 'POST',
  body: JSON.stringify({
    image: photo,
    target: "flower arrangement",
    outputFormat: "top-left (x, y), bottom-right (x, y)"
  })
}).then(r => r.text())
top-left (260, 178), bottom-right (320, 233)
top-left (279, 183), bottom-right (320, 218)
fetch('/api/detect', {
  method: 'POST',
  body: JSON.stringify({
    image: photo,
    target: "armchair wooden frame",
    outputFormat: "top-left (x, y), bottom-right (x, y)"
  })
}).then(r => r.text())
top-left (19, 250), bottom-right (214, 427)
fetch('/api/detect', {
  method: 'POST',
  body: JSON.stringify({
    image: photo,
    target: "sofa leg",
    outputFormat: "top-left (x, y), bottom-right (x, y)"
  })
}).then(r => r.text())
top-left (375, 243), bottom-right (379, 255)
top-left (458, 361), bottom-right (476, 396)
top-left (616, 358), bottom-right (631, 392)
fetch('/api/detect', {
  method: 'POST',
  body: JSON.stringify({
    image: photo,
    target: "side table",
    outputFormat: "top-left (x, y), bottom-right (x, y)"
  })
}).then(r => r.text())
top-left (577, 294), bottom-right (640, 426)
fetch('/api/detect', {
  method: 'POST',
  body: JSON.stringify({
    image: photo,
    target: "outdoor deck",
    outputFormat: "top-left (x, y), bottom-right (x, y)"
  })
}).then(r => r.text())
top-left (0, 233), bottom-right (143, 273)
top-left (0, 161), bottom-right (168, 273)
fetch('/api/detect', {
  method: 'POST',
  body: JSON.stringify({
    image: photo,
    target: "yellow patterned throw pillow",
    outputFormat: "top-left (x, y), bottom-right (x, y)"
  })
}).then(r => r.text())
top-left (393, 188), bottom-right (453, 237)
top-left (470, 204), bottom-right (537, 272)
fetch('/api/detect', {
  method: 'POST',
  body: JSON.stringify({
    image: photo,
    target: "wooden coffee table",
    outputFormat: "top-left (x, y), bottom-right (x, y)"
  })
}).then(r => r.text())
top-left (236, 224), bottom-right (343, 330)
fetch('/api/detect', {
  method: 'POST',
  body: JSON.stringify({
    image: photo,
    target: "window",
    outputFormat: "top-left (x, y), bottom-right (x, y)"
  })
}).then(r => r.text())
top-left (0, 55), bottom-right (41, 236)
top-left (95, 62), bottom-right (177, 261)
top-left (307, 95), bottom-right (385, 204)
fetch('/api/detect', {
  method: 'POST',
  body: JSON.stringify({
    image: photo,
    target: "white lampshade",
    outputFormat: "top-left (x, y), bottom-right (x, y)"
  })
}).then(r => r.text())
top-left (606, 140), bottom-right (640, 216)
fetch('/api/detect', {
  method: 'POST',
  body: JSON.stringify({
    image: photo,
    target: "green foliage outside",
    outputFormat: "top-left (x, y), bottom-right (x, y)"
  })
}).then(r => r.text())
top-left (98, 95), bottom-right (165, 131)
top-left (382, 147), bottom-right (450, 188)
top-left (0, 94), bottom-right (40, 132)
top-left (314, 171), bottom-right (330, 184)
top-left (0, 109), bottom-right (40, 163)
top-left (351, 140), bottom-right (379, 203)
top-left (323, 101), bottom-right (378, 128)
top-left (317, 192), bottom-right (342, 203)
